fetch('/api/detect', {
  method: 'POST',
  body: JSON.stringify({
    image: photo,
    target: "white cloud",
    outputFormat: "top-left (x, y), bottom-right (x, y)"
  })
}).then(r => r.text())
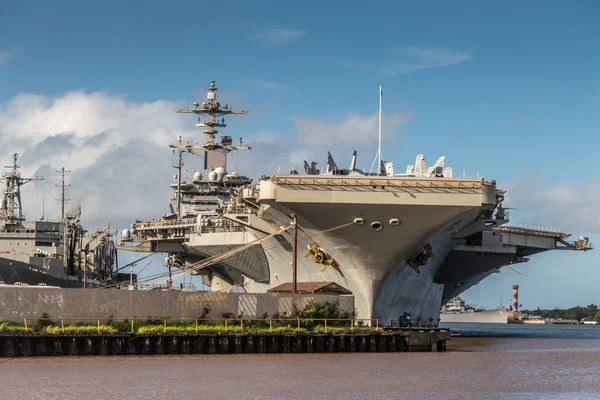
top-left (250, 28), bottom-right (306, 47)
top-left (504, 177), bottom-right (600, 233)
top-left (0, 50), bottom-right (11, 65)
top-left (0, 91), bottom-right (194, 228)
top-left (293, 110), bottom-right (415, 146)
top-left (341, 47), bottom-right (472, 76)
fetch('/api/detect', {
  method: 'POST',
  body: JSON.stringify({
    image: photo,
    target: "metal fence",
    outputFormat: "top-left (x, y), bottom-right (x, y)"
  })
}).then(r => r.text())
top-left (21, 317), bottom-right (378, 334)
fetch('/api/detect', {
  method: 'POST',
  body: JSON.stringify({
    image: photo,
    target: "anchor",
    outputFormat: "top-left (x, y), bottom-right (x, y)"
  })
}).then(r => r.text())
top-left (407, 244), bottom-right (436, 274)
top-left (305, 242), bottom-right (341, 272)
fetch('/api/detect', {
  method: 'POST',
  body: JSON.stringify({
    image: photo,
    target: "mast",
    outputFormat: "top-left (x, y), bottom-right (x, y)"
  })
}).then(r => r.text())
top-left (55, 167), bottom-right (71, 222)
top-left (41, 185), bottom-right (45, 220)
top-left (173, 80), bottom-right (249, 153)
top-left (173, 136), bottom-right (184, 219)
top-left (169, 80), bottom-right (251, 217)
top-left (0, 153), bottom-right (43, 223)
top-left (378, 85), bottom-right (382, 169)
top-left (369, 85), bottom-right (385, 175)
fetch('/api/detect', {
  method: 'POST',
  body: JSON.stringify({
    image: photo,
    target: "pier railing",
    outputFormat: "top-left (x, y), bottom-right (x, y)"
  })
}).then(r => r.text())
top-left (20, 317), bottom-right (380, 334)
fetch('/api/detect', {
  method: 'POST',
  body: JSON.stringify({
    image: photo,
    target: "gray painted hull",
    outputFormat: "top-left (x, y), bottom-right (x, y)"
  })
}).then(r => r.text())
top-left (439, 309), bottom-right (508, 324)
top-left (0, 257), bottom-right (102, 288)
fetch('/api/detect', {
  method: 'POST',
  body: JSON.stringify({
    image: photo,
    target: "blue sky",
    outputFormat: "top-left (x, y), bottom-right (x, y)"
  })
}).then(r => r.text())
top-left (1, 0), bottom-right (599, 308)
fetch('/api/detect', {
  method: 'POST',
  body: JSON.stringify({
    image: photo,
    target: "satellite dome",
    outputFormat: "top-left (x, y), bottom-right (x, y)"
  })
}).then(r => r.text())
top-left (228, 285), bottom-right (247, 294)
top-left (193, 171), bottom-right (202, 182)
top-left (208, 171), bottom-right (218, 182)
top-left (214, 167), bottom-right (227, 181)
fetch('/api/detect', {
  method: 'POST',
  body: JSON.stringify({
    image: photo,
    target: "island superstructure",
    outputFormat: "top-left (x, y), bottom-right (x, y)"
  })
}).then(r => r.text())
top-left (0, 154), bottom-right (131, 287)
top-left (119, 80), bottom-right (592, 326)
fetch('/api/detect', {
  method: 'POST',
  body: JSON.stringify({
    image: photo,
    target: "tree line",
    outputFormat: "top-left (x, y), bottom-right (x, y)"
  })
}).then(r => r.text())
top-left (520, 304), bottom-right (600, 322)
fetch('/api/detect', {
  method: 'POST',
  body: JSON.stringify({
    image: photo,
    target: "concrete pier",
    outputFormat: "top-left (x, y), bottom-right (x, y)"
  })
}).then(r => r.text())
top-left (0, 330), bottom-right (450, 357)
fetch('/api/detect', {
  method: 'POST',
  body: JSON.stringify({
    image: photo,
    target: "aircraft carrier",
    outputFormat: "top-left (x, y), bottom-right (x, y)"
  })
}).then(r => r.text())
top-left (118, 80), bottom-right (592, 326)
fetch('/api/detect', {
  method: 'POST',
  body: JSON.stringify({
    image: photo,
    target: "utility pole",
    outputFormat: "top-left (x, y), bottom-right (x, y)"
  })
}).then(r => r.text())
top-left (129, 263), bottom-right (136, 289)
top-left (291, 214), bottom-right (298, 294)
top-left (55, 167), bottom-right (71, 222)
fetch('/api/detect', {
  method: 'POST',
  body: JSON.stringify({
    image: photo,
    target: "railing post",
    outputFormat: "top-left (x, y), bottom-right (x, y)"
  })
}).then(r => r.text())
top-left (225, 319), bottom-right (228, 332)
top-left (324, 319), bottom-right (327, 333)
top-left (269, 319), bottom-right (273, 333)
top-left (240, 319), bottom-right (243, 333)
top-left (163, 318), bottom-right (167, 333)
top-left (350, 319), bottom-right (354, 331)
top-left (297, 318), bottom-right (300, 332)
top-left (23, 318), bottom-right (28, 333)
top-left (61, 320), bottom-right (65, 334)
top-left (376, 319), bottom-right (379, 332)
top-left (97, 319), bottom-right (101, 333)
top-left (131, 318), bottom-right (134, 333)
top-left (195, 319), bottom-right (198, 333)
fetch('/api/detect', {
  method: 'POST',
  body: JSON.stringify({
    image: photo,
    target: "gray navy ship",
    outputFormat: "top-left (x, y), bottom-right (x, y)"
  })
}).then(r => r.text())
top-left (0, 154), bottom-right (132, 288)
top-left (439, 296), bottom-right (509, 324)
top-left (119, 80), bottom-right (592, 326)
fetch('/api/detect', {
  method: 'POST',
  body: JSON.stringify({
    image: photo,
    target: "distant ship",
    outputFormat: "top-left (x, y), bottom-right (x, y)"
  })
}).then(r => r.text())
top-left (0, 154), bottom-right (133, 288)
top-left (439, 296), bottom-right (509, 324)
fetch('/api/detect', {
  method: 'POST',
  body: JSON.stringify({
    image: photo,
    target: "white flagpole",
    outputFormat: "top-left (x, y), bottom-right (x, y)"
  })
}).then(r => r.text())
top-left (378, 85), bottom-right (382, 169)
top-left (369, 85), bottom-right (384, 175)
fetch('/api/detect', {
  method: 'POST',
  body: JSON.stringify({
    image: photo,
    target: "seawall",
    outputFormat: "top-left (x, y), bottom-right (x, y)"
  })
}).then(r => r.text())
top-left (0, 330), bottom-right (450, 357)
top-left (0, 287), bottom-right (354, 321)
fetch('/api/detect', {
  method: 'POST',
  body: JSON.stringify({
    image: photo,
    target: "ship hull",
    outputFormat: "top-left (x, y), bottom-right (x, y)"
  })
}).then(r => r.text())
top-left (0, 256), bottom-right (103, 288)
top-left (232, 203), bottom-right (484, 325)
top-left (439, 309), bottom-right (509, 324)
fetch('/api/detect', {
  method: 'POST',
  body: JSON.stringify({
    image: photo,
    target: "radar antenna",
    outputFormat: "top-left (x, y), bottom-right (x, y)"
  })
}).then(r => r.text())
top-left (0, 153), bottom-right (43, 223)
top-left (173, 80), bottom-right (250, 153)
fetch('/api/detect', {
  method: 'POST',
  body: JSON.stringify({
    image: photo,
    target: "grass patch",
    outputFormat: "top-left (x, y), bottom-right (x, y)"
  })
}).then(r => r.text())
top-left (0, 319), bottom-right (28, 333)
top-left (43, 325), bottom-right (118, 334)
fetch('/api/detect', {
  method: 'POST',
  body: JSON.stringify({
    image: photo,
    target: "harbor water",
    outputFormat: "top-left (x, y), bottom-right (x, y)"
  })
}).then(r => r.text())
top-left (1, 324), bottom-right (600, 399)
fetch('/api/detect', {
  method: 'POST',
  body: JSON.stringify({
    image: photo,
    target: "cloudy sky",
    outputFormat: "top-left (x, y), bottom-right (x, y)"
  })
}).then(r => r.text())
top-left (1, 1), bottom-right (599, 308)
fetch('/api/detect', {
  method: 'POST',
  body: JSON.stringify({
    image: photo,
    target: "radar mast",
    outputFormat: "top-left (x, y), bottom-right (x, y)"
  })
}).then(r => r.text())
top-left (169, 80), bottom-right (251, 219)
top-left (0, 153), bottom-right (43, 223)
top-left (172, 80), bottom-right (250, 153)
